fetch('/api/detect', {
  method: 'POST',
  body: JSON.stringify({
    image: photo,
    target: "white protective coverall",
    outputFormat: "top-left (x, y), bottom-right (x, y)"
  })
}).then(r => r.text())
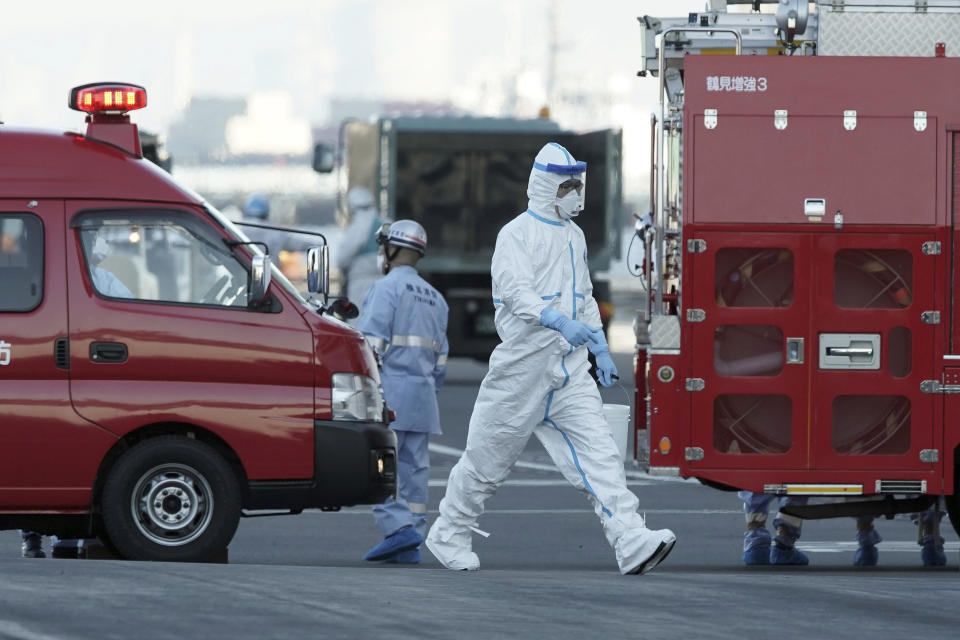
top-left (336, 186), bottom-right (384, 313)
top-left (426, 143), bottom-right (675, 574)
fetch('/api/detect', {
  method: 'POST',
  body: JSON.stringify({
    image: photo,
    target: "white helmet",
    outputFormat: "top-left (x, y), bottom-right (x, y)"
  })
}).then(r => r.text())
top-left (377, 219), bottom-right (427, 256)
top-left (527, 142), bottom-right (586, 219)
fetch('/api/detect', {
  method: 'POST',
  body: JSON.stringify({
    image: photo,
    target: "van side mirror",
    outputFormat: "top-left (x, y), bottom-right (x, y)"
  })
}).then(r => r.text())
top-left (307, 245), bottom-right (329, 295)
top-left (329, 298), bottom-right (359, 320)
top-left (312, 143), bottom-right (335, 174)
top-left (250, 254), bottom-right (272, 305)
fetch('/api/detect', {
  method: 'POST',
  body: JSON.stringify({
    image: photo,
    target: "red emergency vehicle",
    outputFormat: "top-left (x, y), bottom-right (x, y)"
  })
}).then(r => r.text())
top-left (0, 82), bottom-right (397, 561)
top-left (634, 1), bottom-right (960, 536)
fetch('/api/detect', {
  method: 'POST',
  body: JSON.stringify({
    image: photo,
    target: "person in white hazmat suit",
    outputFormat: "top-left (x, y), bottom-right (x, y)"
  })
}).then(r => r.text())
top-left (425, 142), bottom-right (676, 574)
top-left (336, 186), bottom-right (385, 314)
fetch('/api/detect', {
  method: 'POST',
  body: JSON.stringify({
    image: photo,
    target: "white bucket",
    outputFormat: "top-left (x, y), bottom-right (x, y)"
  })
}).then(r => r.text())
top-left (602, 403), bottom-right (630, 462)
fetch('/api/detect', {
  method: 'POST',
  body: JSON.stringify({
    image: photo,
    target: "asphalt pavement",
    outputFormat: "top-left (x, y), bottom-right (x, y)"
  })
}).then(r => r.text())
top-left (2, 294), bottom-right (959, 639)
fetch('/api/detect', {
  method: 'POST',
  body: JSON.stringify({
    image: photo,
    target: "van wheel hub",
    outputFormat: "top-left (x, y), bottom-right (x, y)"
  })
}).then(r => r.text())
top-left (132, 464), bottom-right (213, 546)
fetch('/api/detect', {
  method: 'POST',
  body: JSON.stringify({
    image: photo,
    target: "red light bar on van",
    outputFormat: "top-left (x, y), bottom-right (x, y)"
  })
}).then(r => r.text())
top-left (69, 83), bottom-right (147, 113)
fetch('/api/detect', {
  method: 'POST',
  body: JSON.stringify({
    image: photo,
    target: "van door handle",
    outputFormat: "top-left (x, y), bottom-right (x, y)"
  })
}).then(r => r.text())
top-left (90, 342), bottom-right (128, 363)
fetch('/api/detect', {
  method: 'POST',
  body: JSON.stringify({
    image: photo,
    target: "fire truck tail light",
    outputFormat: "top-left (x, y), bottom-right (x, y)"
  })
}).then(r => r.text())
top-left (658, 437), bottom-right (672, 455)
top-left (69, 83), bottom-right (147, 113)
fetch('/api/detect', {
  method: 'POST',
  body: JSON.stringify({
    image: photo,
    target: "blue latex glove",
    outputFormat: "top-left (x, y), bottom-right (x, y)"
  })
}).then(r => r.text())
top-left (540, 307), bottom-right (603, 347)
top-left (588, 337), bottom-right (618, 388)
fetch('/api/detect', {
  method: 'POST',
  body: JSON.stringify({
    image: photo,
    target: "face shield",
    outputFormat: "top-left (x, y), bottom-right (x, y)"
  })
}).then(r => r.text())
top-left (555, 174), bottom-right (586, 219)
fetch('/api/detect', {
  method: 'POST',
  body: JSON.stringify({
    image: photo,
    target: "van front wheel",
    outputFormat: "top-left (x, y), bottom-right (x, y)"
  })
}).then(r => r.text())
top-left (101, 436), bottom-right (241, 562)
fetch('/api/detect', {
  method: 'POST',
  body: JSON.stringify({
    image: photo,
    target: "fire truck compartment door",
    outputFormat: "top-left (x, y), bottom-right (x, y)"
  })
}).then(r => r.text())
top-left (819, 333), bottom-right (880, 370)
top-left (691, 114), bottom-right (937, 226)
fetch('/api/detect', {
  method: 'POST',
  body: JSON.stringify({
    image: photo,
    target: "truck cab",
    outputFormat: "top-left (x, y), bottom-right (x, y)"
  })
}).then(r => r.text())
top-left (0, 83), bottom-right (396, 561)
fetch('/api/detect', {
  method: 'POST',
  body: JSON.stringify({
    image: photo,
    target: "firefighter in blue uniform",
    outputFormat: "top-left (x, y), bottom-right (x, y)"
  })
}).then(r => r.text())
top-left (359, 220), bottom-right (449, 564)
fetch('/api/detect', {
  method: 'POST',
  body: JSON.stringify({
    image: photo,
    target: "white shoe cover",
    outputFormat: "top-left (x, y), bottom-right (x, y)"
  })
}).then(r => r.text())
top-left (617, 528), bottom-right (677, 575)
top-left (425, 519), bottom-right (480, 571)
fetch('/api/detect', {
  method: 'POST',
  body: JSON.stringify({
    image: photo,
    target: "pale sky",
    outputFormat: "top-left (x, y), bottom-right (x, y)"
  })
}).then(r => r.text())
top-left (0, 0), bottom-right (707, 192)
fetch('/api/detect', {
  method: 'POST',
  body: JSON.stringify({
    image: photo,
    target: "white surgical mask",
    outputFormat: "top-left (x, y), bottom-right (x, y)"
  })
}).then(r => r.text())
top-left (377, 251), bottom-right (388, 274)
top-left (554, 190), bottom-right (582, 219)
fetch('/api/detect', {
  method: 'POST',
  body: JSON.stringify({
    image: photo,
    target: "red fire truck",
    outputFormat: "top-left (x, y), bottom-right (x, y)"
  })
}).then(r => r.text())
top-left (634, 0), bottom-right (960, 536)
top-left (0, 83), bottom-right (396, 561)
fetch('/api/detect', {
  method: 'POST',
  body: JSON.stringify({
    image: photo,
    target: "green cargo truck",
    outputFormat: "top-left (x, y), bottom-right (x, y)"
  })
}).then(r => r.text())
top-left (319, 116), bottom-right (623, 361)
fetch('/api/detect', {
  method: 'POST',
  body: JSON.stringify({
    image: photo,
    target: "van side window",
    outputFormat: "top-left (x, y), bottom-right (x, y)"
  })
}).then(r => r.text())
top-left (77, 213), bottom-right (250, 308)
top-left (0, 214), bottom-right (43, 312)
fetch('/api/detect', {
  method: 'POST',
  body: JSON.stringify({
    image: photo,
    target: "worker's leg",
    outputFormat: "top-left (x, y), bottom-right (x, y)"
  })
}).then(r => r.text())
top-left (364, 430), bottom-right (428, 562)
top-left (534, 362), bottom-right (675, 575)
top-left (770, 496), bottom-right (809, 565)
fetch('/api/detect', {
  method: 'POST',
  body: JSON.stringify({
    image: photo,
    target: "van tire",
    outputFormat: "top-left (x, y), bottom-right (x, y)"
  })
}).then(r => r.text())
top-left (101, 436), bottom-right (241, 562)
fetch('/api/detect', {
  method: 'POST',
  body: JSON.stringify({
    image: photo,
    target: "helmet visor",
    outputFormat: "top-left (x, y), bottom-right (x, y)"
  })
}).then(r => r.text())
top-left (375, 222), bottom-right (391, 246)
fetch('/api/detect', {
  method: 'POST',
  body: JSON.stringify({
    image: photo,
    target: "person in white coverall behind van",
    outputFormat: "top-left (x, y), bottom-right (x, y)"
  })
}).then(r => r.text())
top-left (425, 142), bottom-right (676, 575)
top-left (336, 186), bottom-right (385, 315)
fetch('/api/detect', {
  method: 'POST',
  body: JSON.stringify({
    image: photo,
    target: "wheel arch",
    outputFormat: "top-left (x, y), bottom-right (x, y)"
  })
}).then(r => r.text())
top-left (91, 422), bottom-right (249, 515)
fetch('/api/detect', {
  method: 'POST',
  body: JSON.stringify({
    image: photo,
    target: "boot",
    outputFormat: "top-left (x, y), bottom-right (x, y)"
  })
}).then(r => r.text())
top-left (918, 508), bottom-right (947, 567)
top-left (742, 519), bottom-right (771, 566)
top-left (920, 536), bottom-right (947, 567)
top-left (21, 533), bottom-right (45, 559)
top-left (770, 526), bottom-right (808, 565)
top-left (743, 545), bottom-right (771, 566)
top-left (384, 548), bottom-right (421, 564)
top-left (770, 542), bottom-right (809, 565)
top-left (363, 525), bottom-right (423, 562)
top-left (854, 521), bottom-right (881, 567)
top-left (618, 527), bottom-right (677, 575)
top-left (425, 517), bottom-right (479, 571)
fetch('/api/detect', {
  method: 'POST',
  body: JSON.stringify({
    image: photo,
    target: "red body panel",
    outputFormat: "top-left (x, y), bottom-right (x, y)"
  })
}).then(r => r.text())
top-left (0, 130), bottom-right (190, 203)
top-left (0, 199), bottom-right (117, 510)
top-left (642, 56), bottom-right (960, 494)
top-left (64, 200), bottom-right (318, 481)
top-left (0, 127), bottom-right (379, 512)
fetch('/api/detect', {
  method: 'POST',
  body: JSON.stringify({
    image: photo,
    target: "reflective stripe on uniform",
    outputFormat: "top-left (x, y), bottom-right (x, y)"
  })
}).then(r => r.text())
top-left (408, 502), bottom-right (427, 514)
top-left (391, 335), bottom-right (442, 352)
top-left (775, 511), bottom-right (802, 529)
top-left (437, 354), bottom-right (448, 366)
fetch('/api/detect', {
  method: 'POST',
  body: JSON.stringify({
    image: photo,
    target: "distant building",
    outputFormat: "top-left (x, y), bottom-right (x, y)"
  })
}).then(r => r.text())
top-left (225, 91), bottom-right (312, 156)
top-left (166, 97), bottom-right (246, 163)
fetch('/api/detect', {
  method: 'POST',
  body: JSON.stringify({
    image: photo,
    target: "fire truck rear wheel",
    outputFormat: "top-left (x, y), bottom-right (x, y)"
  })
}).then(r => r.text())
top-left (101, 435), bottom-right (241, 562)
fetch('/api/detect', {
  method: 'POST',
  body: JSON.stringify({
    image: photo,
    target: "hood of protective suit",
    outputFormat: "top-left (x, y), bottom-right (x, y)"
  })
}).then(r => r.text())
top-left (347, 186), bottom-right (375, 212)
top-left (526, 142), bottom-right (586, 220)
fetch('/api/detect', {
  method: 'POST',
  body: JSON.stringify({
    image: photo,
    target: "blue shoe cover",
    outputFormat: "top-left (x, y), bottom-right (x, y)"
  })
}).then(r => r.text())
top-left (385, 548), bottom-right (421, 564)
top-left (770, 544), bottom-right (809, 566)
top-left (363, 526), bottom-right (424, 562)
top-left (743, 545), bottom-right (771, 566)
top-left (921, 540), bottom-right (947, 567)
top-left (854, 544), bottom-right (878, 566)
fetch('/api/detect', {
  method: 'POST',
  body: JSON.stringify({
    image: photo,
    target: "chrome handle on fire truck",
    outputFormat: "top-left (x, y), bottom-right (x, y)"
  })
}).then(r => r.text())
top-left (825, 346), bottom-right (874, 358)
top-left (819, 333), bottom-right (881, 370)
